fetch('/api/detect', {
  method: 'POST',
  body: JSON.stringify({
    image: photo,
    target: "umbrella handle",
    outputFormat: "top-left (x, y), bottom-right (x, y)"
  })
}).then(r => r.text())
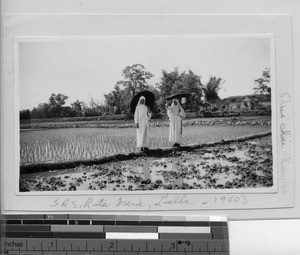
top-left (181, 119), bottom-right (182, 134)
top-left (147, 110), bottom-right (152, 120)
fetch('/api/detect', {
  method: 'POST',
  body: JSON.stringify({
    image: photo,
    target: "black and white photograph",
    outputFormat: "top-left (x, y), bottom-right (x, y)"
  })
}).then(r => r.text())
top-left (18, 36), bottom-right (274, 192)
top-left (1, 2), bottom-right (299, 254)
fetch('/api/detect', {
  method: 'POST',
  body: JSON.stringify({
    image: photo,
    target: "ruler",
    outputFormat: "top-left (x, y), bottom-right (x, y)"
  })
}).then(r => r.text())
top-left (1, 214), bottom-right (229, 255)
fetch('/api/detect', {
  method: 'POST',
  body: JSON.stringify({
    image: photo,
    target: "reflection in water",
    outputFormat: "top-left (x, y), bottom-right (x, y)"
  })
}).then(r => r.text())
top-left (135, 159), bottom-right (185, 186)
top-left (170, 161), bottom-right (184, 187)
top-left (137, 164), bottom-right (151, 180)
top-left (20, 137), bottom-right (273, 191)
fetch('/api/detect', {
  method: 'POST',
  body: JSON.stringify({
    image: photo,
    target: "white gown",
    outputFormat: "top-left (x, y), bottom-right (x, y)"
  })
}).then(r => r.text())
top-left (134, 103), bottom-right (151, 148)
top-left (167, 101), bottom-right (186, 144)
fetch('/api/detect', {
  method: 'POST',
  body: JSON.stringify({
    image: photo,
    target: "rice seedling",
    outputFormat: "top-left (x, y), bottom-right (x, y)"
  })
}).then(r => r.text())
top-left (20, 125), bottom-right (271, 164)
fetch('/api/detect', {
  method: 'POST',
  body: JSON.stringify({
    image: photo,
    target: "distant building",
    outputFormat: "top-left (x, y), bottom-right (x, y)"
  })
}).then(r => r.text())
top-left (260, 101), bottom-right (272, 107)
top-left (199, 102), bottom-right (211, 111)
top-left (199, 101), bottom-right (219, 111)
top-left (220, 94), bottom-right (271, 111)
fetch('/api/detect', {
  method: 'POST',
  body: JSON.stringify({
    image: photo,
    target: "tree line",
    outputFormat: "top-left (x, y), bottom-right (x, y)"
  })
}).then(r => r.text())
top-left (20, 64), bottom-right (270, 120)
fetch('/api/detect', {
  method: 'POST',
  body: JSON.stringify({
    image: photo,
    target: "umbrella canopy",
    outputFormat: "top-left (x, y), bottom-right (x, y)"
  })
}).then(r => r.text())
top-left (130, 90), bottom-right (155, 114)
top-left (166, 93), bottom-right (190, 101)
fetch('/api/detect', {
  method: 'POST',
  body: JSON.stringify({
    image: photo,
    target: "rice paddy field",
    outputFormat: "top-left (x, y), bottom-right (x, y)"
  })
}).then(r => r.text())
top-left (20, 125), bottom-right (271, 164)
top-left (20, 136), bottom-right (273, 191)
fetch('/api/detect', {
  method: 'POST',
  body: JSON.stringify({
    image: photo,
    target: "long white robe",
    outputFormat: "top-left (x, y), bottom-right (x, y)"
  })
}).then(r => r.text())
top-left (134, 102), bottom-right (151, 148)
top-left (167, 100), bottom-right (186, 144)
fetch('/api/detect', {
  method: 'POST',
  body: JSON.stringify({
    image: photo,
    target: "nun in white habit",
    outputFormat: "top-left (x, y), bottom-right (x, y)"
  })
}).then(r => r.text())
top-left (134, 96), bottom-right (151, 151)
top-left (166, 98), bottom-right (186, 147)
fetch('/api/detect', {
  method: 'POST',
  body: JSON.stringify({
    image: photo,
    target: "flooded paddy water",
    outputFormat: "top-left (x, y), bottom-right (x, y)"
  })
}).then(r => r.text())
top-left (20, 124), bottom-right (271, 164)
top-left (20, 135), bottom-right (273, 192)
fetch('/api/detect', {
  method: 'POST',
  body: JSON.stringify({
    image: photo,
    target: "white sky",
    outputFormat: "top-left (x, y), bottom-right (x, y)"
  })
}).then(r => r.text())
top-left (19, 36), bottom-right (272, 110)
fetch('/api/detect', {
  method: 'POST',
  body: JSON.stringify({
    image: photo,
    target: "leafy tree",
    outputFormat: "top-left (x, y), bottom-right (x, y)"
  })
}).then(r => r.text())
top-left (28, 93), bottom-right (69, 119)
top-left (48, 93), bottom-right (69, 117)
top-left (104, 84), bottom-right (128, 114)
top-left (118, 64), bottom-right (154, 97)
top-left (20, 109), bottom-right (31, 120)
top-left (82, 98), bottom-right (108, 117)
top-left (49, 93), bottom-right (68, 108)
top-left (31, 103), bottom-right (51, 119)
top-left (178, 70), bottom-right (204, 111)
top-left (253, 68), bottom-right (271, 95)
top-left (61, 106), bottom-right (75, 117)
top-left (105, 64), bottom-right (155, 115)
top-left (156, 68), bottom-right (204, 112)
top-left (71, 100), bottom-right (85, 117)
top-left (157, 68), bottom-right (180, 96)
top-left (203, 76), bottom-right (224, 103)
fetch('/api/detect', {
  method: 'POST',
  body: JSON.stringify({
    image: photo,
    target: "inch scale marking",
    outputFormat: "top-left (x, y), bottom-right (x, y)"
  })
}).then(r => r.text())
top-left (1, 215), bottom-right (229, 255)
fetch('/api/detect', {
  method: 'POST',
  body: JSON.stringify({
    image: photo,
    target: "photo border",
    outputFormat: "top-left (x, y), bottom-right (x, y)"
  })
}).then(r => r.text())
top-left (1, 14), bottom-right (295, 219)
top-left (15, 35), bottom-right (278, 197)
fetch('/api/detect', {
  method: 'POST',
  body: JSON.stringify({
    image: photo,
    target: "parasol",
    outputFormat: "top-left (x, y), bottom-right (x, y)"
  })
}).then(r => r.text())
top-left (130, 90), bottom-right (155, 114)
top-left (166, 93), bottom-right (190, 101)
